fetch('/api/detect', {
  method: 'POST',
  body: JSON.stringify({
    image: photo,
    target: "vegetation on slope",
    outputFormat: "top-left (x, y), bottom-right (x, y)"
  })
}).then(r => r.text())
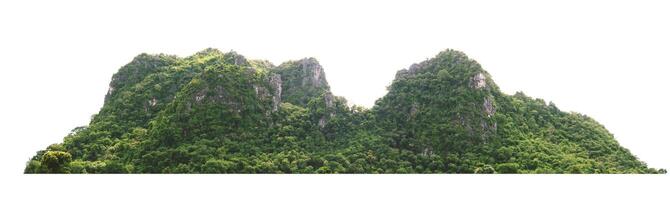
top-left (24, 49), bottom-right (665, 174)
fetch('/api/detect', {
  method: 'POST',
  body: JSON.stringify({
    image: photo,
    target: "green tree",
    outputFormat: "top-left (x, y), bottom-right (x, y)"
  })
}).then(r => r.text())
top-left (40, 151), bottom-right (72, 173)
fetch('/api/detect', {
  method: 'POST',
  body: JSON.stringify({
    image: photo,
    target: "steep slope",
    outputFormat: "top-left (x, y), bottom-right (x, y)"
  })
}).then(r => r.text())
top-left (24, 48), bottom-right (663, 174)
top-left (272, 57), bottom-right (331, 106)
top-left (372, 50), bottom-right (652, 173)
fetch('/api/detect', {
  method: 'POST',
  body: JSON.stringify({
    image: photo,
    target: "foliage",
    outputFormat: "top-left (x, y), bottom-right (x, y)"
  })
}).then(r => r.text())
top-left (25, 49), bottom-right (663, 174)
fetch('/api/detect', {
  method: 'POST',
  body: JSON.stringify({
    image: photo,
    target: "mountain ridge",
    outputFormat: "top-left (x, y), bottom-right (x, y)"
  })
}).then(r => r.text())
top-left (25, 48), bottom-right (665, 174)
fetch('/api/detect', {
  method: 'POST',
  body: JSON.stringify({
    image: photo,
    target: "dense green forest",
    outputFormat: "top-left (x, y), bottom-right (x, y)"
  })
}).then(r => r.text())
top-left (25, 48), bottom-right (665, 174)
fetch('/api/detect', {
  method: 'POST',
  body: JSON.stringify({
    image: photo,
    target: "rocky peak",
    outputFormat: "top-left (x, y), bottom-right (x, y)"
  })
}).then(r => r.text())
top-left (294, 57), bottom-right (328, 88)
top-left (393, 49), bottom-right (484, 82)
top-left (223, 51), bottom-right (249, 66)
top-left (104, 53), bottom-right (178, 103)
top-left (273, 57), bottom-right (332, 106)
top-left (194, 48), bottom-right (224, 57)
top-left (394, 62), bottom-right (427, 80)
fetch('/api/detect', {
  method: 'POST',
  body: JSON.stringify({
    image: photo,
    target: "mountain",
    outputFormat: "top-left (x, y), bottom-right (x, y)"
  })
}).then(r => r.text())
top-left (25, 48), bottom-right (665, 174)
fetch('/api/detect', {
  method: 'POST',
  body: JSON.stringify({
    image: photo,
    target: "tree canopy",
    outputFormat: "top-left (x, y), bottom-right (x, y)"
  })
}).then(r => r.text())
top-left (25, 49), bottom-right (664, 174)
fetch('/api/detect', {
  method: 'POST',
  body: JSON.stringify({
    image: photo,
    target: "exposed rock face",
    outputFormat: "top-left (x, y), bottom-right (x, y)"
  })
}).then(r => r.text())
top-left (318, 117), bottom-right (327, 129)
top-left (271, 58), bottom-right (338, 131)
top-left (323, 91), bottom-right (334, 108)
top-left (273, 57), bottom-right (331, 106)
top-left (195, 92), bottom-right (206, 103)
top-left (471, 73), bottom-right (486, 89)
top-left (149, 98), bottom-right (158, 107)
top-left (298, 58), bottom-right (328, 88)
top-left (318, 92), bottom-right (335, 129)
top-left (483, 96), bottom-right (495, 117)
top-left (269, 73), bottom-right (282, 112)
top-left (394, 62), bottom-right (427, 80)
top-left (252, 83), bottom-right (272, 116)
top-left (421, 147), bottom-right (434, 156)
top-left (482, 102), bottom-right (497, 135)
top-left (481, 120), bottom-right (497, 135)
top-left (221, 50), bottom-right (249, 66)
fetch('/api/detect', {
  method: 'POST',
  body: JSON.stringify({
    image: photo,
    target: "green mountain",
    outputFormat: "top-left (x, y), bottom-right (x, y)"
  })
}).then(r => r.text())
top-left (25, 48), bottom-right (664, 174)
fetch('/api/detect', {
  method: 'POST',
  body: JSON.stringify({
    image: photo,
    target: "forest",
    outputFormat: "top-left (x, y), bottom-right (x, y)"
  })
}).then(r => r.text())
top-left (25, 48), bottom-right (666, 174)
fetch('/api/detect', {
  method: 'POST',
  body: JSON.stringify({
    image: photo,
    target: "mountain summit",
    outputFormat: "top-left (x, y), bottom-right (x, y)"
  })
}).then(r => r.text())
top-left (25, 49), bottom-right (664, 174)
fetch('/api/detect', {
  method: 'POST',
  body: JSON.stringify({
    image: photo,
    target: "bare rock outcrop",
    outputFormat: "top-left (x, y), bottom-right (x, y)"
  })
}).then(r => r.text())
top-left (471, 72), bottom-right (486, 89)
top-left (269, 73), bottom-right (283, 112)
top-left (483, 96), bottom-right (495, 117)
top-left (297, 58), bottom-right (328, 88)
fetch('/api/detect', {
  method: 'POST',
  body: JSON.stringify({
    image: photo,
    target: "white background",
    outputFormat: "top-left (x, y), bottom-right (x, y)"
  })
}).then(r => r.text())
top-left (0, 0), bottom-right (668, 199)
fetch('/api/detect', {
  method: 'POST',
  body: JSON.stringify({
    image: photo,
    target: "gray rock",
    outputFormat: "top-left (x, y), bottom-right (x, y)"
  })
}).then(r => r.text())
top-left (297, 58), bottom-right (328, 88)
top-left (269, 73), bottom-right (282, 112)
top-left (149, 98), bottom-right (157, 107)
top-left (471, 73), bottom-right (486, 89)
top-left (324, 92), bottom-right (334, 108)
top-left (318, 92), bottom-right (336, 129)
top-left (483, 96), bottom-right (495, 117)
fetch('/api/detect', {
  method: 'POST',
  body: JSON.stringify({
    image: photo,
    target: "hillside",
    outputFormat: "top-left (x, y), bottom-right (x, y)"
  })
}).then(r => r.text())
top-left (24, 48), bottom-right (664, 173)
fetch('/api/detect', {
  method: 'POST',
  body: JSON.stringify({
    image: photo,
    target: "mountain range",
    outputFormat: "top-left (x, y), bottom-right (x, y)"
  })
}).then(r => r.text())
top-left (25, 48), bottom-right (664, 174)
